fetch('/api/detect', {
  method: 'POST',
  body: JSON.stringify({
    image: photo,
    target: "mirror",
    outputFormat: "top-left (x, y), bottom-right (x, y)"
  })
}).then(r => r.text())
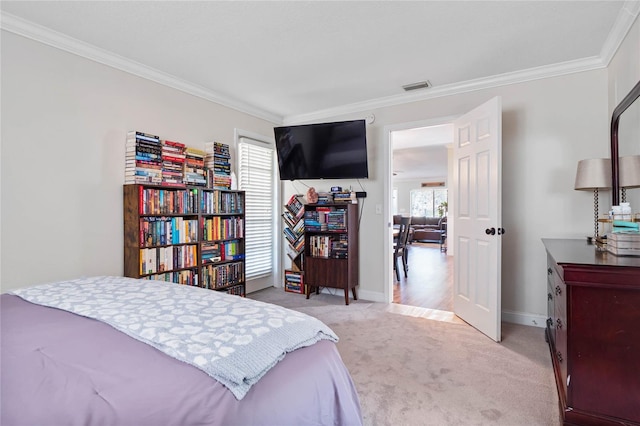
top-left (610, 79), bottom-right (640, 206)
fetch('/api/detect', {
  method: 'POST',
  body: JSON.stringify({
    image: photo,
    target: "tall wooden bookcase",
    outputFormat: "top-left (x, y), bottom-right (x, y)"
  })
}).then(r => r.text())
top-left (303, 203), bottom-right (359, 305)
top-left (123, 184), bottom-right (246, 296)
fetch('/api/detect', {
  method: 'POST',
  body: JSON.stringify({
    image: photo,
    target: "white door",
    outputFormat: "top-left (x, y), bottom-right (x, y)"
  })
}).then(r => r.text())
top-left (453, 97), bottom-right (503, 342)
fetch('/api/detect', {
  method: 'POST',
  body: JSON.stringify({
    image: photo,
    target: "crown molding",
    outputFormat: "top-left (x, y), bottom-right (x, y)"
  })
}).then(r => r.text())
top-left (283, 55), bottom-right (607, 124)
top-left (4, 4), bottom-right (637, 128)
top-left (0, 13), bottom-right (283, 124)
top-left (600, 0), bottom-right (640, 66)
top-left (283, 1), bottom-right (639, 124)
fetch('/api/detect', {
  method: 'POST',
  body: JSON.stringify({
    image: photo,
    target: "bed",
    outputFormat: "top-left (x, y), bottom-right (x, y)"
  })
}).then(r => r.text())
top-left (1, 276), bottom-right (362, 426)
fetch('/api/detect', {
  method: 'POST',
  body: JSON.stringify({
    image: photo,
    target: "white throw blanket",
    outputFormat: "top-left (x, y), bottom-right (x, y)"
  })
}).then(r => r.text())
top-left (12, 276), bottom-right (338, 400)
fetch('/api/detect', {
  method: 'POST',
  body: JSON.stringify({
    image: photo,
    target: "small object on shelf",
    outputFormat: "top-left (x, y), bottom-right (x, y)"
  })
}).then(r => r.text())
top-left (305, 187), bottom-right (318, 204)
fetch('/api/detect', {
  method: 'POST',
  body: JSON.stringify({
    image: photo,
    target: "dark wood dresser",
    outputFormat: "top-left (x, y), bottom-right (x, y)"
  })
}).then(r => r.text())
top-left (542, 238), bottom-right (640, 426)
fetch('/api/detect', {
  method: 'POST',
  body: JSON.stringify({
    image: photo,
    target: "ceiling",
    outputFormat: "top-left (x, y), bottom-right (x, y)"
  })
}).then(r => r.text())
top-left (2, 1), bottom-right (638, 180)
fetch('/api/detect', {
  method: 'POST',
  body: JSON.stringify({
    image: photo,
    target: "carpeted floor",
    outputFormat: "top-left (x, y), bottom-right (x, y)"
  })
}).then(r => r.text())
top-left (248, 287), bottom-right (561, 426)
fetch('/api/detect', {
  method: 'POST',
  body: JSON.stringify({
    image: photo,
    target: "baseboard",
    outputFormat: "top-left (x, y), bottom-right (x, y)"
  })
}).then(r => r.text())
top-left (501, 309), bottom-right (547, 328)
top-left (357, 289), bottom-right (386, 303)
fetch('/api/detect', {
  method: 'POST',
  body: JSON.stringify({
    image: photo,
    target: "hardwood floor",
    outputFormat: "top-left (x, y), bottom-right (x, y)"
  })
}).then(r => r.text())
top-left (392, 242), bottom-right (453, 312)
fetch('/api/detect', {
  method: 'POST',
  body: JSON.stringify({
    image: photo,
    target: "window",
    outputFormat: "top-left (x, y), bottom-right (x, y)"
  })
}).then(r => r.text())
top-left (410, 188), bottom-right (448, 217)
top-left (238, 137), bottom-right (276, 280)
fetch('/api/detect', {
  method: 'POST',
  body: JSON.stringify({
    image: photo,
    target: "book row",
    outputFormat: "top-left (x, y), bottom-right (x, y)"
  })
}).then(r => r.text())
top-left (142, 270), bottom-right (198, 286)
top-left (304, 209), bottom-right (347, 232)
top-left (202, 240), bottom-right (244, 263)
top-left (139, 245), bottom-right (198, 275)
top-left (308, 235), bottom-right (349, 259)
top-left (201, 190), bottom-right (243, 214)
top-left (202, 216), bottom-right (244, 241)
top-left (139, 217), bottom-right (199, 246)
top-left (201, 262), bottom-right (245, 289)
top-left (137, 186), bottom-right (245, 216)
top-left (138, 186), bottom-right (199, 215)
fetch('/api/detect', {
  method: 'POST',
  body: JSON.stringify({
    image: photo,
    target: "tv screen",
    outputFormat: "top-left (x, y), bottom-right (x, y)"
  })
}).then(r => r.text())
top-left (274, 119), bottom-right (369, 181)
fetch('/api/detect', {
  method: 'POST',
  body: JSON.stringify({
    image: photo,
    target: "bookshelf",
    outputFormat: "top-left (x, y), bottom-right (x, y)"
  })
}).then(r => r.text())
top-left (124, 184), bottom-right (246, 296)
top-left (303, 203), bottom-right (359, 305)
top-left (282, 195), bottom-right (305, 293)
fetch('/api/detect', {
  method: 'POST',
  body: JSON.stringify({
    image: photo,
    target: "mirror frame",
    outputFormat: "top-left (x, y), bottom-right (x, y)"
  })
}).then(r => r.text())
top-left (611, 79), bottom-right (640, 206)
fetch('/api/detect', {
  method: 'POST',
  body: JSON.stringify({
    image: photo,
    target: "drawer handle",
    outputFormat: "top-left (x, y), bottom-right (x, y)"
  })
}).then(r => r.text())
top-left (556, 319), bottom-right (563, 330)
top-left (547, 267), bottom-right (552, 275)
top-left (555, 285), bottom-right (562, 296)
top-left (547, 292), bottom-right (553, 301)
top-left (557, 351), bottom-right (563, 363)
top-left (547, 318), bottom-right (554, 328)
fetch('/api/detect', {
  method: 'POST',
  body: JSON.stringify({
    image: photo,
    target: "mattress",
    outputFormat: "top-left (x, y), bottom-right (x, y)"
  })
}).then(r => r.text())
top-left (1, 292), bottom-right (362, 426)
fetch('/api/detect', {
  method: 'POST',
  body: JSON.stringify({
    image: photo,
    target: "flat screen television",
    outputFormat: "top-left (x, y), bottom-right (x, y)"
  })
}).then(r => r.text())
top-left (274, 119), bottom-right (369, 180)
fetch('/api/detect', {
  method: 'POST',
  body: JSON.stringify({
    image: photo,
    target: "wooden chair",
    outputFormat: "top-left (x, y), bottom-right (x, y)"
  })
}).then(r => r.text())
top-left (393, 216), bottom-right (411, 282)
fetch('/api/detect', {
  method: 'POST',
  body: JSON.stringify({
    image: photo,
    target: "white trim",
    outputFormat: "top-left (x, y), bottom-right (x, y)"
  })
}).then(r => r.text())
top-left (600, 0), bottom-right (640, 66)
top-left (501, 309), bottom-right (547, 328)
top-left (384, 117), bottom-right (459, 304)
top-left (5, 7), bottom-right (639, 127)
top-left (235, 129), bottom-right (282, 292)
top-left (283, 56), bottom-right (606, 124)
top-left (354, 289), bottom-right (386, 303)
top-left (1, 13), bottom-right (282, 124)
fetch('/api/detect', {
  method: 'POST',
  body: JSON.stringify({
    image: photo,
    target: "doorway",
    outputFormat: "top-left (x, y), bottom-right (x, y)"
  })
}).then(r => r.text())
top-left (388, 119), bottom-right (455, 312)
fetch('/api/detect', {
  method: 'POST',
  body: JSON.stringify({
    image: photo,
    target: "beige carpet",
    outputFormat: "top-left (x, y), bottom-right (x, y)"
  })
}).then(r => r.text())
top-left (249, 288), bottom-right (561, 426)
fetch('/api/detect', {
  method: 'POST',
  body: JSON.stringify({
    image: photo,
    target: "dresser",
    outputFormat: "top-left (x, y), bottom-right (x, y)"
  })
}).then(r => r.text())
top-left (543, 239), bottom-right (640, 426)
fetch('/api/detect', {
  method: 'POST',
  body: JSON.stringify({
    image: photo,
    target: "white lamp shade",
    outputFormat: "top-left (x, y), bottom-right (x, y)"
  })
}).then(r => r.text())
top-left (574, 158), bottom-right (611, 190)
top-left (620, 155), bottom-right (640, 189)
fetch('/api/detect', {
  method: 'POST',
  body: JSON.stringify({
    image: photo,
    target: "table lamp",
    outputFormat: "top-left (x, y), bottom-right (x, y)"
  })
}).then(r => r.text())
top-left (619, 155), bottom-right (640, 203)
top-left (574, 158), bottom-right (611, 240)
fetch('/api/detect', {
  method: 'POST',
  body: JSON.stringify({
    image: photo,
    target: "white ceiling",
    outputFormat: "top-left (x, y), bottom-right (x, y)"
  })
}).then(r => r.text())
top-left (2, 1), bottom-right (638, 179)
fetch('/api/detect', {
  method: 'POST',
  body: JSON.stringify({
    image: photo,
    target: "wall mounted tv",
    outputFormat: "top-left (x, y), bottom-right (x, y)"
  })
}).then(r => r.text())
top-left (274, 119), bottom-right (369, 181)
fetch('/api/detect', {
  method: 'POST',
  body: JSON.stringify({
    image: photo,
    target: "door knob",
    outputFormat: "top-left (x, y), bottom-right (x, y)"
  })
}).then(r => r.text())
top-left (485, 227), bottom-right (496, 235)
top-left (498, 227), bottom-right (506, 235)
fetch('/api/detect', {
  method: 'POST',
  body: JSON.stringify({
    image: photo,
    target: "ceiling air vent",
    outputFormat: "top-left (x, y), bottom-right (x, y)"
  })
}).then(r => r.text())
top-left (402, 81), bottom-right (431, 92)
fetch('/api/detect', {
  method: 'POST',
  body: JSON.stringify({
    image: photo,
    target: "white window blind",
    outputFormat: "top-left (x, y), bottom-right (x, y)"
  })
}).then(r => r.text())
top-left (238, 138), bottom-right (275, 279)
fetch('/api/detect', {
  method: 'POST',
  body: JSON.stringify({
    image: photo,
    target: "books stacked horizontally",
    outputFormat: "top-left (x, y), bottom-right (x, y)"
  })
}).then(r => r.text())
top-left (326, 210), bottom-right (347, 231)
top-left (331, 235), bottom-right (349, 259)
top-left (205, 142), bottom-right (232, 189)
top-left (332, 191), bottom-right (358, 204)
top-left (161, 140), bottom-right (186, 186)
top-left (184, 147), bottom-right (207, 186)
top-left (284, 270), bottom-right (304, 294)
top-left (606, 231), bottom-right (640, 257)
top-left (317, 192), bottom-right (334, 204)
top-left (125, 131), bottom-right (163, 184)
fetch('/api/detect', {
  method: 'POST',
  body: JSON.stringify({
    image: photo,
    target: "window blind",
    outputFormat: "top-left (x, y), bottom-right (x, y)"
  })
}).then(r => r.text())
top-left (238, 138), bottom-right (275, 279)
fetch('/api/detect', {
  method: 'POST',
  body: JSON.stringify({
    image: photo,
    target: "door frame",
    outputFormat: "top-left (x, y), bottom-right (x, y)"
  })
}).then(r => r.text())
top-left (383, 115), bottom-right (458, 304)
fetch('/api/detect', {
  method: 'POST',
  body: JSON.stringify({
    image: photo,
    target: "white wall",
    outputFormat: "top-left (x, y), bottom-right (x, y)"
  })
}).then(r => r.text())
top-left (0, 32), bottom-right (276, 293)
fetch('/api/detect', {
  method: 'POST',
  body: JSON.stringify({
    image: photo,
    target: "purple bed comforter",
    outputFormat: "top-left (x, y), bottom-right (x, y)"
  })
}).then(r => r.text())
top-left (1, 294), bottom-right (362, 426)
